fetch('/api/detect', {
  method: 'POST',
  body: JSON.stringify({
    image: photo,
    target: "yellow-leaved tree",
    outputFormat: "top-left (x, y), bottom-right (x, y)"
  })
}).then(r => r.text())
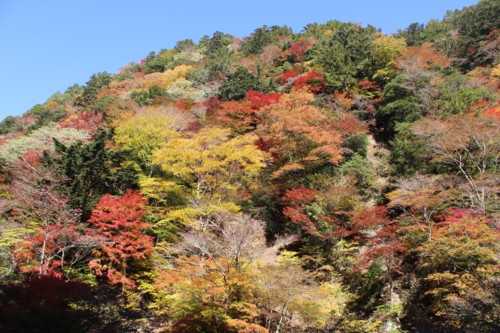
top-left (153, 126), bottom-right (267, 229)
top-left (142, 64), bottom-right (193, 90)
top-left (371, 35), bottom-right (407, 82)
top-left (113, 108), bottom-right (181, 177)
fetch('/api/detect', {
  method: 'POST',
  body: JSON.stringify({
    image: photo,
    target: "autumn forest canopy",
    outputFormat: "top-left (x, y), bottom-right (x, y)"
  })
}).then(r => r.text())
top-left (0, 1), bottom-right (499, 332)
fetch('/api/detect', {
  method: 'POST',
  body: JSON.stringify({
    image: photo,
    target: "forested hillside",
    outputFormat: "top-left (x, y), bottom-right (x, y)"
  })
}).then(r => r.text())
top-left (0, 1), bottom-right (498, 332)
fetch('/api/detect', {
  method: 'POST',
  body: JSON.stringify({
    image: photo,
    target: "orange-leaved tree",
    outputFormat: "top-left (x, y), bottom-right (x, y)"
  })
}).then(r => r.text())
top-left (214, 90), bottom-right (282, 134)
top-left (256, 89), bottom-right (343, 180)
top-left (151, 214), bottom-right (268, 333)
top-left (418, 213), bottom-right (499, 331)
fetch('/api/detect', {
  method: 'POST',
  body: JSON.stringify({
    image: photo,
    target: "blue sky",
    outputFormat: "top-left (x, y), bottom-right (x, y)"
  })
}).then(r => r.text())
top-left (0, 0), bottom-right (478, 121)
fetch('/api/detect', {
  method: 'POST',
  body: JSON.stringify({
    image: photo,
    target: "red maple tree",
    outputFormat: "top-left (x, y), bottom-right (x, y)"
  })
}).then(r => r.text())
top-left (88, 190), bottom-right (153, 289)
top-left (282, 187), bottom-right (338, 240)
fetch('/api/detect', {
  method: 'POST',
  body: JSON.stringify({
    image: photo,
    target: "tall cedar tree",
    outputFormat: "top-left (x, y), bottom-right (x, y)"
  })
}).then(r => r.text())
top-left (45, 131), bottom-right (138, 221)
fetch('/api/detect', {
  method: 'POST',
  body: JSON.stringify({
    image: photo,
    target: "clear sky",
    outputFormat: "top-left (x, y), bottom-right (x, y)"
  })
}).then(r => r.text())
top-left (0, 0), bottom-right (479, 121)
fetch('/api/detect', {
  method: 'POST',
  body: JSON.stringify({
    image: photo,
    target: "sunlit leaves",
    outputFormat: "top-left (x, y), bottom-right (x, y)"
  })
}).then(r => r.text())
top-left (88, 190), bottom-right (153, 289)
top-left (256, 89), bottom-right (342, 179)
top-left (152, 126), bottom-right (266, 229)
top-left (154, 126), bottom-right (266, 203)
top-left (114, 108), bottom-right (181, 176)
top-left (372, 36), bottom-right (406, 82)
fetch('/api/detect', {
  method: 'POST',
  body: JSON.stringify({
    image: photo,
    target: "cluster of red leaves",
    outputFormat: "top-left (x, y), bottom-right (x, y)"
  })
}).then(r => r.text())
top-left (214, 101), bottom-right (255, 133)
top-left (282, 187), bottom-right (337, 240)
top-left (468, 100), bottom-right (490, 111)
top-left (357, 80), bottom-right (382, 102)
top-left (487, 29), bottom-right (500, 40)
top-left (280, 64), bottom-right (305, 84)
top-left (282, 187), bottom-right (317, 206)
top-left (214, 91), bottom-right (282, 133)
top-left (467, 99), bottom-right (500, 121)
top-left (174, 98), bottom-right (194, 111)
top-left (133, 69), bottom-right (145, 78)
top-left (293, 71), bottom-right (325, 93)
top-left (331, 113), bottom-right (366, 138)
top-left (246, 90), bottom-right (282, 109)
top-left (281, 70), bottom-right (299, 83)
top-left (438, 208), bottom-right (483, 223)
top-left (350, 207), bottom-right (406, 272)
top-left (422, 213), bottom-right (498, 265)
top-left (288, 37), bottom-right (317, 62)
top-left (16, 224), bottom-right (95, 278)
top-left (203, 96), bottom-right (222, 115)
top-left (350, 206), bottom-right (390, 230)
top-left (88, 190), bottom-right (153, 288)
top-left (20, 149), bottom-right (42, 166)
top-left (187, 120), bottom-right (203, 132)
top-left (254, 137), bottom-right (269, 152)
top-left (357, 80), bottom-right (381, 92)
top-left (59, 110), bottom-right (104, 134)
